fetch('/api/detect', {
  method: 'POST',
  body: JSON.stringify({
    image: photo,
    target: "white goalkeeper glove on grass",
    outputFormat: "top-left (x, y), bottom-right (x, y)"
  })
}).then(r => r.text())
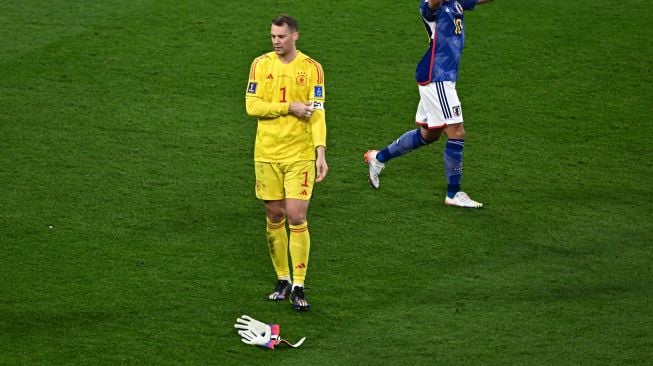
top-left (234, 315), bottom-right (280, 349)
top-left (234, 315), bottom-right (306, 349)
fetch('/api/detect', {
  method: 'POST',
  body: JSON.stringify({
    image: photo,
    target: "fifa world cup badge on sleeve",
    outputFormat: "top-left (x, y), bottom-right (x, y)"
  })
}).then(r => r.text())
top-left (313, 85), bottom-right (323, 98)
top-left (247, 82), bottom-right (258, 94)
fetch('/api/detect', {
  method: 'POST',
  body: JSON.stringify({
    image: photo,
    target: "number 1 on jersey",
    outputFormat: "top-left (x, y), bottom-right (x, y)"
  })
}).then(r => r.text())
top-left (280, 87), bottom-right (287, 102)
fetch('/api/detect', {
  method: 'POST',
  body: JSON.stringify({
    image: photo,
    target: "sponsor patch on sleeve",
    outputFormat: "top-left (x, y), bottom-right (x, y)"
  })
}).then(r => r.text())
top-left (247, 82), bottom-right (258, 94)
top-left (313, 85), bottom-right (323, 98)
top-left (312, 101), bottom-right (325, 110)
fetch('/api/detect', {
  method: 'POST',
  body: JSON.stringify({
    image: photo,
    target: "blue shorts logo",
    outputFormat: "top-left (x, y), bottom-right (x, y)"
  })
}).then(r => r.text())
top-left (247, 82), bottom-right (258, 94)
top-left (314, 85), bottom-right (323, 98)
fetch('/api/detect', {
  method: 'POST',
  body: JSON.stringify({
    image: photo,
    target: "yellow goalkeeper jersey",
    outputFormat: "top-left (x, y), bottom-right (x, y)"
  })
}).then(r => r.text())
top-left (245, 51), bottom-right (326, 163)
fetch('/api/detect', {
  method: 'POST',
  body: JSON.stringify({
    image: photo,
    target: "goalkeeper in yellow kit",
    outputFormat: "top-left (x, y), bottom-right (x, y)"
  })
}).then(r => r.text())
top-left (245, 14), bottom-right (328, 311)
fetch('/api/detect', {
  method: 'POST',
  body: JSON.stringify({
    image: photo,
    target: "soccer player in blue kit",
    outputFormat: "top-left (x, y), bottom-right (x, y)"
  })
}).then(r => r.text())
top-left (365, 0), bottom-right (493, 208)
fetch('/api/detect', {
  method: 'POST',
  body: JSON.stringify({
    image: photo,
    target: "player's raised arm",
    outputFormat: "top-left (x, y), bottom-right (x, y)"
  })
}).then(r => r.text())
top-left (245, 83), bottom-right (290, 119)
top-left (245, 95), bottom-right (290, 118)
top-left (244, 55), bottom-right (292, 118)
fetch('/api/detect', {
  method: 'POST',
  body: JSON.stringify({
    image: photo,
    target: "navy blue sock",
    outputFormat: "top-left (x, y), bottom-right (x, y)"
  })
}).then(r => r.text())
top-left (444, 139), bottom-right (464, 198)
top-left (376, 129), bottom-right (429, 163)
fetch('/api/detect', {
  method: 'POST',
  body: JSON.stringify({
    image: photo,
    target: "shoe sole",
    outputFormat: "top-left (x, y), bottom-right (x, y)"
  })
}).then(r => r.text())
top-left (364, 151), bottom-right (380, 189)
top-left (290, 297), bottom-right (310, 311)
top-left (444, 200), bottom-right (483, 208)
top-left (367, 174), bottom-right (379, 189)
top-left (269, 294), bottom-right (289, 301)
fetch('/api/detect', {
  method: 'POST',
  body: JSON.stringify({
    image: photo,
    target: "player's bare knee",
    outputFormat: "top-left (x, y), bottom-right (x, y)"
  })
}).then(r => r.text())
top-left (421, 127), bottom-right (442, 143)
top-left (444, 123), bottom-right (465, 139)
top-left (264, 203), bottom-right (286, 222)
top-left (286, 214), bottom-right (306, 226)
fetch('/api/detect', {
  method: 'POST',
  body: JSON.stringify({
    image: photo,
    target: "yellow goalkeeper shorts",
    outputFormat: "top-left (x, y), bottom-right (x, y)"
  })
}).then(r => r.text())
top-left (254, 160), bottom-right (315, 201)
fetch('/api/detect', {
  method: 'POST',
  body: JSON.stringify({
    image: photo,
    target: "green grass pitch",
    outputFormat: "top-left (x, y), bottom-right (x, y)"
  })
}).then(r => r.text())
top-left (1, 1), bottom-right (651, 364)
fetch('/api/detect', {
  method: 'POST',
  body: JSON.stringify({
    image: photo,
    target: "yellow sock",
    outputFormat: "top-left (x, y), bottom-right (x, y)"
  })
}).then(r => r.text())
top-left (266, 217), bottom-right (289, 279)
top-left (289, 222), bottom-right (310, 286)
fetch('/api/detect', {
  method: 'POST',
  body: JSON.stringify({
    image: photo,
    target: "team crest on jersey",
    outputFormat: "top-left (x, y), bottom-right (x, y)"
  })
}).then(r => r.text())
top-left (314, 85), bottom-right (323, 98)
top-left (296, 72), bottom-right (307, 86)
top-left (247, 82), bottom-right (258, 94)
top-left (452, 105), bottom-right (461, 117)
